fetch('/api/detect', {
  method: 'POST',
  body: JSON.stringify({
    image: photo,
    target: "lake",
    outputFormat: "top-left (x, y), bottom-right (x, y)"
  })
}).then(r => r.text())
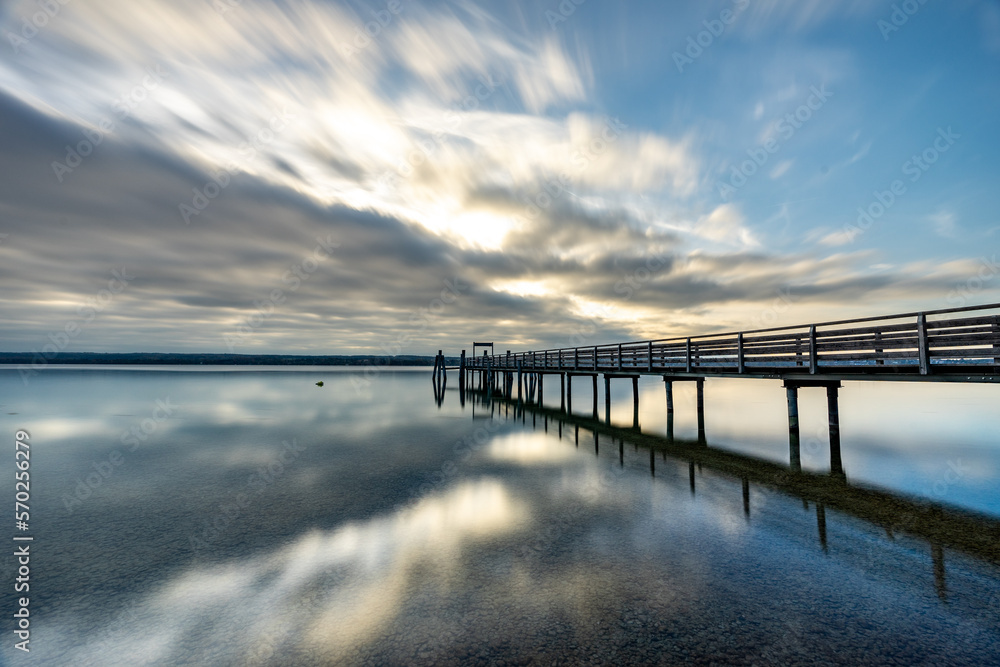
top-left (1, 366), bottom-right (998, 665)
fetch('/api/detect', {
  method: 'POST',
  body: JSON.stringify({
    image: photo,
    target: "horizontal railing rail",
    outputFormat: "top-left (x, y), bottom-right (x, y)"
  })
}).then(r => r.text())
top-left (466, 302), bottom-right (1000, 378)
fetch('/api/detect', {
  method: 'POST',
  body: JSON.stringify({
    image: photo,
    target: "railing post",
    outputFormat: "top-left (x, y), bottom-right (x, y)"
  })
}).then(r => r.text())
top-left (918, 312), bottom-right (930, 375)
top-left (574, 348), bottom-right (579, 370)
top-left (685, 338), bottom-right (692, 373)
top-left (993, 316), bottom-right (1000, 365)
top-left (617, 343), bottom-right (623, 371)
top-left (593, 345), bottom-right (598, 371)
top-left (558, 349), bottom-right (563, 369)
top-left (544, 350), bottom-right (548, 369)
top-left (874, 331), bottom-right (884, 366)
top-left (737, 332), bottom-right (745, 374)
top-left (647, 340), bottom-right (653, 372)
top-left (809, 325), bottom-right (818, 375)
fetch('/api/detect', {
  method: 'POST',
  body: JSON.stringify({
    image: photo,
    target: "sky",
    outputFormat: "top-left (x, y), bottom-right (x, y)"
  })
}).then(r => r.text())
top-left (1, 0), bottom-right (999, 356)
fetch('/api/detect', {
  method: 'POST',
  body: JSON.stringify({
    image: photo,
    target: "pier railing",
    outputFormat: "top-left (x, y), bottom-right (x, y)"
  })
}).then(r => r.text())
top-left (467, 302), bottom-right (1000, 378)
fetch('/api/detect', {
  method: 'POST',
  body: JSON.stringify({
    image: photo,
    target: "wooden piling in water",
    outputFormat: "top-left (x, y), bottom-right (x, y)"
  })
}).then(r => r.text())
top-left (827, 384), bottom-right (844, 478)
top-left (631, 376), bottom-right (639, 429)
top-left (696, 378), bottom-right (706, 443)
top-left (591, 374), bottom-right (598, 419)
top-left (786, 385), bottom-right (801, 472)
top-left (664, 379), bottom-right (674, 440)
top-left (604, 375), bottom-right (611, 424)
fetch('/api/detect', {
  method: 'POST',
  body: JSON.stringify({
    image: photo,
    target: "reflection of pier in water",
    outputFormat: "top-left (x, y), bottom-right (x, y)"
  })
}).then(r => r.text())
top-left (441, 377), bottom-right (1000, 604)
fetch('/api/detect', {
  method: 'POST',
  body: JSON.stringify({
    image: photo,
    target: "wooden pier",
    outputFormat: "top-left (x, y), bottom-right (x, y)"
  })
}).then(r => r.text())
top-left (441, 302), bottom-right (1000, 474)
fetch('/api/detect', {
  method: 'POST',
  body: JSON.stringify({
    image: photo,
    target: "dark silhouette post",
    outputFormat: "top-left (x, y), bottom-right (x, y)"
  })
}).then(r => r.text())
top-left (632, 376), bottom-right (639, 429)
top-left (696, 378), bottom-right (706, 443)
top-left (664, 378), bottom-right (674, 440)
top-left (786, 384), bottom-right (801, 472)
top-left (604, 375), bottom-right (611, 424)
top-left (827, 384), bottom-right (844, 478)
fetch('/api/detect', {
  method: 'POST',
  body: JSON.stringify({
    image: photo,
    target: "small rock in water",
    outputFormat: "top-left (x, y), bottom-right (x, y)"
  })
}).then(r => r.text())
top-left (315, 381), bottom-right (324, 387)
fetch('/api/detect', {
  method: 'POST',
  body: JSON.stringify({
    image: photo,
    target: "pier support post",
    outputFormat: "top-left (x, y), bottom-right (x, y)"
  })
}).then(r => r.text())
top-left (664, 379), bottom-right (674, 440)
top-left (539, 374), bottom-right (544, 406)
top-left (567, 375), bottom-right (573, 413)
top-left (560, 373), bottom-right (566, 411)
top-left (592, 374), bottom-right (598, 419)
top-left (517, 360), bottom-right (522, 403)
top-left (632, 376), bottom-right (639, 429)
top-left (696, 378), bottom-right (706, 443)
top-left (604, 375), bottom-right (611, 424)
top-left (786, 385), bottom-right (801, 472)
top-left (827, 384), bottom-right (844, 479)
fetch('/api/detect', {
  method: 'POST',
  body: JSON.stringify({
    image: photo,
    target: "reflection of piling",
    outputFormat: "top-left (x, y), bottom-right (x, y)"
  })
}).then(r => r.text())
top-left (932, 542), bottom-right (947, 601)
top-left (816, 503), bottom-right (828, 553)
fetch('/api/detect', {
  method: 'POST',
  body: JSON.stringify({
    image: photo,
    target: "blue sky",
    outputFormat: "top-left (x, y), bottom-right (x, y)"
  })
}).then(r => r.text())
top-left (1, 0), bottom-right (998, 355)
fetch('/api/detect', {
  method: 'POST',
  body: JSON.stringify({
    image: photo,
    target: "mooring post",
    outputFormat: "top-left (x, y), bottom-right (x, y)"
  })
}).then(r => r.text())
top-left (560, 373), bottom-right (566, 411)
top-left (689, 461), bottom-right (696, 494)
top-left (827, 383), bottom-right (844, 478)
top-left (696, 378), bottom-right (706, 443)
top-left (786, 384), bottom-right (801, 472)
top-left (631, 376), bottom-right (639, 429)
top-left (604, 374), bottom-right (611, 424)
top-left (664, 379), bottom-right (674, 440)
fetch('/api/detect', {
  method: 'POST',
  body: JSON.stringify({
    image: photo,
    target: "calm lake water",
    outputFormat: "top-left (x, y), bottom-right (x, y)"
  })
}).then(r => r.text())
top-left (1, 366), bottom-right (999, 666)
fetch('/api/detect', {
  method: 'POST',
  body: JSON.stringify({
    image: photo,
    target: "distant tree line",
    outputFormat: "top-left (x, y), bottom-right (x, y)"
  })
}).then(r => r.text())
top-left (0, 352), bottom-right (459, 366)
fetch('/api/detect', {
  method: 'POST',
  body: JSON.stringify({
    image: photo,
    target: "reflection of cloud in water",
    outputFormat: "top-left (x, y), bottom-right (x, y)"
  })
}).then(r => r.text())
top-left (487, 431), bottom-right (578, 464)
top-left (53, 479), bottom-right (526, 666)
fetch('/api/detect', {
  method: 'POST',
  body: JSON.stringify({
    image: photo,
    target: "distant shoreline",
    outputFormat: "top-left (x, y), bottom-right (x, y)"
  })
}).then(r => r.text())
top-left (0, 353), bottom-right (457, 366)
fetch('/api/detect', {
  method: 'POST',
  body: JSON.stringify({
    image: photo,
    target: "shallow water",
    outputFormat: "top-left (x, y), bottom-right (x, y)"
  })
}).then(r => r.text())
top-left (1, 367), bottom-right (998, 665)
